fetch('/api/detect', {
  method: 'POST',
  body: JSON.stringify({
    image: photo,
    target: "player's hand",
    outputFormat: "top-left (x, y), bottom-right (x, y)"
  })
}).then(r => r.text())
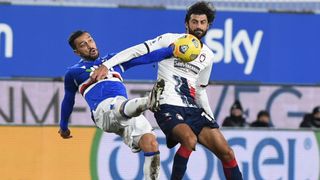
top-left (58, 128), bottom-right (72, 139)
top-left (90, 65), bottom-right (109, 81)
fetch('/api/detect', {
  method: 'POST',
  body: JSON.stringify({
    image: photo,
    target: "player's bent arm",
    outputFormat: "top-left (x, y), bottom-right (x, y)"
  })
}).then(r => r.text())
top-left (195, 63), bottom-right (214, 118)
top-left (196, 86), bottom-right (214, 119)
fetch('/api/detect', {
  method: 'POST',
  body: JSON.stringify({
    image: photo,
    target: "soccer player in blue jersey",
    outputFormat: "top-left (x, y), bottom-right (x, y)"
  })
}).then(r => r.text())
top-left (59, 30), bottom-right (174, 180)
top-left (91, 2), bottom-right (243, 180)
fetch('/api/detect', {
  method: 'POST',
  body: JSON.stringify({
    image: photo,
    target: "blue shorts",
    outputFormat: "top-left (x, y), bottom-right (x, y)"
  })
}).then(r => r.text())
top-left (154, 104), bottom-right (219, 148)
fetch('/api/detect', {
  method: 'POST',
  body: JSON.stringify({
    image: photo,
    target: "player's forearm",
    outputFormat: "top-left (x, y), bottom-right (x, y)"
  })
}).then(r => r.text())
top-left (102, 43), bottom-right (149, 69)
top-left (121, 47), bottom-right (173, 70)
top-left (59, 93), bottom-right (75, 130)
top-left (196, 87), bottom-right (214, 118)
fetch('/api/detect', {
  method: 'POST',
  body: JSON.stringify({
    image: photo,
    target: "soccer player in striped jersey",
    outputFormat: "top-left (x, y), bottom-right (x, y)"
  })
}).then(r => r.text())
top-left (59, 30), bottom-right (173, 180)
top-left (91, 2), bottom-right (243, 180)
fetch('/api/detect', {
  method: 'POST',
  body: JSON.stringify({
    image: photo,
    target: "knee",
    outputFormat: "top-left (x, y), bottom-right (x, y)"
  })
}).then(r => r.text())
top-left (220, 147), bottom-right (235, 162)
top-left (180, 133), bottom-right (197, 150)
top-left (139, 134), bottom-right (159, 152)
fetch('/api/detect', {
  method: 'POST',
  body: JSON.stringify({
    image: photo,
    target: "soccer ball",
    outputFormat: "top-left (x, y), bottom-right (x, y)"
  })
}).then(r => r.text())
top-left (173, 34), bottom-right (201, 62)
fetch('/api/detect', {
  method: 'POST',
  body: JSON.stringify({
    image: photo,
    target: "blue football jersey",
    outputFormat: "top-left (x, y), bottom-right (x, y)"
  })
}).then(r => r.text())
top-left (59, 47), bottom-right (173, 130)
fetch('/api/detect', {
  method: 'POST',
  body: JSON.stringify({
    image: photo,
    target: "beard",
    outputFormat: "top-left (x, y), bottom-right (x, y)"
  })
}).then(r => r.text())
top-left (188, 27), bottom-right (208, 40)
top-left (82, 54), bottom-right (99, 61)
top-left (81, 48), bottom-right (99, 61)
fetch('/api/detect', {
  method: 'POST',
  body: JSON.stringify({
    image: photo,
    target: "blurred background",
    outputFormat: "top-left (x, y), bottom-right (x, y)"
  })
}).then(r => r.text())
top-left (0, 0), bottom-right (320, 179)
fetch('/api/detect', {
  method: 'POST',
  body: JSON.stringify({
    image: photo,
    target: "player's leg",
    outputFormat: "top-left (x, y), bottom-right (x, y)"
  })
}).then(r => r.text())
top-left (138, 133), bottom-right (160, 180)
top-left (119, 79), bottom-right (165, 117)
top-left (170, 124), bottom-right (197, 180)
top-left (198, 127), bottom-right (243, 180)
top-left (154, 104), bottom-right (197, 180)
top-left (127, 115), bottom-right (160, 180)
top-left (119, 96), bottom-right (149, 117)
top-left (148, 79), bottom-right (165, 112)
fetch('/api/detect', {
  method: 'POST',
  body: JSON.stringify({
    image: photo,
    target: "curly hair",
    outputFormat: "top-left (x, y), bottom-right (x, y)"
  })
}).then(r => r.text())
top-left (185, 1), bottom-right (216, 25)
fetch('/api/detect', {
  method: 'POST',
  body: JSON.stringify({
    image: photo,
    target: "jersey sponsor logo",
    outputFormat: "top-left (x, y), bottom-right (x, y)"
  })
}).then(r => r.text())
top-left (0, 23), bottom-right (13, 59)
top-left (174, 59), bottom-right (200, 74)
top-left (205, 18), bottom-right (263, 75)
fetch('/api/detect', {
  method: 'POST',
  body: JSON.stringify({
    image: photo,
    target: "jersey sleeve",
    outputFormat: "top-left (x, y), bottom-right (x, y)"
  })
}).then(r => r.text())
top-left (144, 33), bottom-right (178, 52)
top-left (197, 61), bottom-right (213, 87)
top-left (120, 46), bottom-right (173, 71)
top-left (195, 86), bottom-right (214, 118)
top-left (195, 57), bottom-right (214, 118)
top-left (102, 33), bottom-right (178, 69)
top-left (60, 71), bottom-right (77, 131)
top-left (102, 43), bottom-right (149, 69)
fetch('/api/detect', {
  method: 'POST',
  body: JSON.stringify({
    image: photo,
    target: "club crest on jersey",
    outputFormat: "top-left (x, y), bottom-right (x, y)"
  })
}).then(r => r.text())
top-left (199, 54), bottom-right (206, 62)
top-left (176, 113), bottom-right (184, 121)
top-left (164, 113), bottom-right (172, 121)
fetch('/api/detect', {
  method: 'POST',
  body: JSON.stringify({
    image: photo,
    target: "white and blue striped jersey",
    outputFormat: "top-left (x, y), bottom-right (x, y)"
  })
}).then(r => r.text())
top-left (60, 47), bottom-right (173, 130)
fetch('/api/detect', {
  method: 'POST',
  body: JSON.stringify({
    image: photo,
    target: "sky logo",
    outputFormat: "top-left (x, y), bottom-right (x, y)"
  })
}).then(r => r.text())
top-left (205, 18), bottom-right (263, 75)
top-left (0, 23), bottom-right (13, 59)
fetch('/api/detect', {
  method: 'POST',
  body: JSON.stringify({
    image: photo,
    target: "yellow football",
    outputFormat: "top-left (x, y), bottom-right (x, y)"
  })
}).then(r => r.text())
top-left (173, 34), bottom-right (201, 62)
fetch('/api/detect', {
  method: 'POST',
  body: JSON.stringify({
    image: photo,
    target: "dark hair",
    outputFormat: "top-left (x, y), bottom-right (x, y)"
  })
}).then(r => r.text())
top-left (68, 30), bottom-right (87, 49)
top-left (313, 106), bottom-right (320, 114)
top-left (257, 110), bottom-right (270, 119)
top-left (185, 1), bottom-right (216, 25)
top-left (231, 100), bottom-right (243, 111)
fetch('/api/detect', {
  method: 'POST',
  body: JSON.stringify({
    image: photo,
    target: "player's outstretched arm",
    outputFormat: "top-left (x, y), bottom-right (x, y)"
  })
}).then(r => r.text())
top-left (120, 46), bottom-right (174, 71)
top-left (59, 90), bottom-right (75, 139)
top-left (58, 128), bottom-right (72, 139)
top-left (91, 43), bottom-right (148, 81)
top-left (59, 73), bottom-right (77, 139)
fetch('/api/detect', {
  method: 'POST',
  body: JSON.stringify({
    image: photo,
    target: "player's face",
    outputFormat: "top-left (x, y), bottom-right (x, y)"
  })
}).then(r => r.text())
top-left (74, 32), bottom-right (99, 60)
top-left (186, 14), bottom-right (209, 39)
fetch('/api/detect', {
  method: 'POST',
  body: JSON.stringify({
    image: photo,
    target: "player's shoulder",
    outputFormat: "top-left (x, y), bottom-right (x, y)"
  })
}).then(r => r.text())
top-left (157, 32), bottom-right (186, 40)
top-left (201, 43), bottom-right (214, 59)
top-left (65, 60), bottom-right (85, 75)
top-left (202, 44), bottom-right (214, 56)
top-left (101, 53), bottom-right (116, 61)
top-left (67, 61), bottom-right (81, 71)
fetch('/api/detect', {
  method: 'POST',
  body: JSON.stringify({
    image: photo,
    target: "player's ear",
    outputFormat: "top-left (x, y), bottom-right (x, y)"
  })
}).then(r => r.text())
top-left (185, 22), bottom-right (189, 32)
top-left (206, 23), bottom-right (210, 30)
top-left (74, 49), bottom-right (80, 56)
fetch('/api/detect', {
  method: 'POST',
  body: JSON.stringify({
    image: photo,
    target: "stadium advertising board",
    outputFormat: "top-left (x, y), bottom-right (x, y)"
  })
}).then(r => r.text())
top-left (1, 126), bottom-right (319, 180)
top-left (93, 129), bottom-right (320, 180)
top-left (0, 126), bottom-right (94, 180)
top-left (1, 80), bottom-right (319, 128)
top-left (0, 5), bottom-right (319, 84)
